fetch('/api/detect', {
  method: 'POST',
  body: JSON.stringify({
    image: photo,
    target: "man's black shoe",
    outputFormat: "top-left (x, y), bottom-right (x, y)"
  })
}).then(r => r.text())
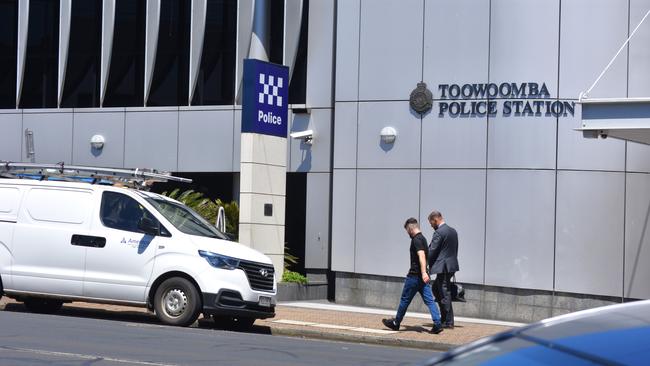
top-left (442, 324), bottom-right (454, 329)
top-left (382, 318), bottom-right (400, 331)
top-left (431, 324), bottom-right (444, 334)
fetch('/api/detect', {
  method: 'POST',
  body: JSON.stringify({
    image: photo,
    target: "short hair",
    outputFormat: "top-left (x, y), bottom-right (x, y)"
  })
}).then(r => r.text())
top-left (428, 210), bottom-right (443, 221)
top-left (404, 217), bottom-right (419, 229)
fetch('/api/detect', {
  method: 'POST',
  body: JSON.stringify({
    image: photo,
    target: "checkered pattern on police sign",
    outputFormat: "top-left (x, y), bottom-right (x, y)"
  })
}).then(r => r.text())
top-left (258, 74), bottom-right (283, 107)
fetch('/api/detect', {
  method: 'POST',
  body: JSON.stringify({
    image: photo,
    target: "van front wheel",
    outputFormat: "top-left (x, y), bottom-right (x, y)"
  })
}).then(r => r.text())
top-left (24, 298), bottom-right (63, 314)
top-left (154, 277), bottom-right (201, 327)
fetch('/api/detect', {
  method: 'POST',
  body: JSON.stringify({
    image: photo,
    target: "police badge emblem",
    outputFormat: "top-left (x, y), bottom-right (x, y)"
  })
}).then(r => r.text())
top-left (409, 82), bottom-right (433, 115)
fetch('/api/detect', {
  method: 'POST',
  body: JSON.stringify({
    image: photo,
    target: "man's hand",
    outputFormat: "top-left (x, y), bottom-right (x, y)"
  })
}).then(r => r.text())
top-left (421, 272), bottom-right (430, 284)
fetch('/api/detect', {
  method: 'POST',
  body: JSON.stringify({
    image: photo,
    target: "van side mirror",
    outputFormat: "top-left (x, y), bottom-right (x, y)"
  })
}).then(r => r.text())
top-left (138, 217), bottom-right (159, 236)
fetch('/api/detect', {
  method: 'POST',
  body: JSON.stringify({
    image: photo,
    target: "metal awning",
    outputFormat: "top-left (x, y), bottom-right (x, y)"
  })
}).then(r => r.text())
top-left (578, 98), bottom-right (650, 145)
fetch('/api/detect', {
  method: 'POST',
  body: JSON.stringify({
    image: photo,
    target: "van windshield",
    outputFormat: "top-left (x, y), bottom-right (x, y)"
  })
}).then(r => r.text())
top-left (146, 198), bottom-right (228, 240)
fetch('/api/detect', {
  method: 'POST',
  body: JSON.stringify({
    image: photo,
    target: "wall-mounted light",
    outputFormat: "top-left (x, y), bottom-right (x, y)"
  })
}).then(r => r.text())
top-left (90, 135), bottom-right (105, 150)
top-left (380, 126), bottom-right (397, 144)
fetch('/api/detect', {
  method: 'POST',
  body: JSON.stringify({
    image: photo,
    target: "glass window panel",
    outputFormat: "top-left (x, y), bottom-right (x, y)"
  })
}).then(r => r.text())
top-left (0, 0), bottom-right (18, 109)
top-left (288, 0), bottom-right (308, 105)
top-left (191, 0), bottom-right (236, 106)
top-left (104, 0), bottom-right (146, 107)
top-left (147, 0), bottom-right (190, 106)
top-left (20, 0), bottom-right (59, 109)
top-left (61, 0), bottom-right (102, 108)
top-left (100, 191), bottom-right (160, 234)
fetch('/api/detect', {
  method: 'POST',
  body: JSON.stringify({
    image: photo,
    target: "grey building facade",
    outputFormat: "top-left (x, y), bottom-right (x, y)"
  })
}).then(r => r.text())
top-left (2, 0), bottom-right (650, 322)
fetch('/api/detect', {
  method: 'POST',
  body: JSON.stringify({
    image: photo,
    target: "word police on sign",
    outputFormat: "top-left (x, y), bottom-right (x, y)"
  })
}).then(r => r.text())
top-left (242, 59), bottom-right (289, 138)
top-left (436, 82), bottom-right (575, 118)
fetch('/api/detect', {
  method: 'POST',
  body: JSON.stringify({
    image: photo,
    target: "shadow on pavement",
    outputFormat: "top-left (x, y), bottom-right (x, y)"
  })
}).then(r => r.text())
top-left (3, 302), bottom-right (272, 335)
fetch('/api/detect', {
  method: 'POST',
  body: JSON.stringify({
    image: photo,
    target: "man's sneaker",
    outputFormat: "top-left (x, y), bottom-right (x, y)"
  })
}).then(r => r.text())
top-left (382, 318), bottom-right (400, 331)
top-left (430, 323), bottom-right (444, 334)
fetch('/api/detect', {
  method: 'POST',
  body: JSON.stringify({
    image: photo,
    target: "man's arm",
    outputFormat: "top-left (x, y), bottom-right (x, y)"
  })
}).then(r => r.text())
top-left (417, 250), bottom-right (430, 283)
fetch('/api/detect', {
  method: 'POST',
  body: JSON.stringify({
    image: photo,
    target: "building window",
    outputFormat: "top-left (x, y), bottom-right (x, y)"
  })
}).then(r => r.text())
top-left (61, 0), bottom-right (102, 108)
top-left (269, 0), bottom-right (284, 65)
top-left (0, 0), bottom-right (17, 109)
top-left (289, 0), bottom-right (308, 105)
top-left (147, 0), bottom-right (191, 106)
top-left (191, 0), bottom-right (236, 106)
top-left (20, 0), bottom-right (59, 109)
top-left (104, 0), bottom-right (146, 107)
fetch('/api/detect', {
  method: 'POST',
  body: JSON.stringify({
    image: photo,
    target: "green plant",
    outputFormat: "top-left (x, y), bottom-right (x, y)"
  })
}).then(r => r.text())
top-left (284, 245), bottom-right (298, 271)
top-left (282, 270), bottom-right (308, 284)
top-left (162, 189), bottom-right (239, 239)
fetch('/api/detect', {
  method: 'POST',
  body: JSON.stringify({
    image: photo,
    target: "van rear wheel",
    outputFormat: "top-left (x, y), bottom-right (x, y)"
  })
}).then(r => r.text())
top-left (154, 277), bottom-right (201, 327)
top-left (23, 298), bottom-right (63, 314)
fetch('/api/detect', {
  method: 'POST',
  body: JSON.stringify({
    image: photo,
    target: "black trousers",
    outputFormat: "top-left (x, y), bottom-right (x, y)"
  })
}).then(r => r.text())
top-left (433, 272), bottom-right (454, 326)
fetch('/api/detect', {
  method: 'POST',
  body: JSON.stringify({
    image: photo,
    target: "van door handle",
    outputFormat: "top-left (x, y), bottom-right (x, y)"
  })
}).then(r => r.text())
top-left (71, 234), bottom-right (106, 248)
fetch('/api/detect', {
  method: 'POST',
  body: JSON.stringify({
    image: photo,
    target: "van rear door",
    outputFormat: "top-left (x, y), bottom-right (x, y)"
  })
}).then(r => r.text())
top-left (11, 186), bottom-right (94, 296)
top-left (0, 185), bottom-right (23, 290)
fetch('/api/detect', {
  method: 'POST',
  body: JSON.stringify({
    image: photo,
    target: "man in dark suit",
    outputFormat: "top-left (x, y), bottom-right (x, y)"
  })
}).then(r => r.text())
top-left (428, 210), bottom-right (459, 329)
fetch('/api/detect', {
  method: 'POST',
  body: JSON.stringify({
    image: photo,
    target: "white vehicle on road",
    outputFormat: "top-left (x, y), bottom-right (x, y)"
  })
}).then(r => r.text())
top-left (0, 164), bottom-right (276, 328)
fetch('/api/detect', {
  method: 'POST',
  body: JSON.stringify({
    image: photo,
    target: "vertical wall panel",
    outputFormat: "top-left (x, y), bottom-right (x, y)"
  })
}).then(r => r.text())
top-left (356, 101), bottom-right (421, 169)
top-left (289, 109), bottom-right (331, 173)
top-left (178, 109), bottom-right (234, 171)
top-left (22, 111), bottom-right (73, 163)
top-left (305, 0), bottom-right (334, 108)
top-left (304, 172), bottom-right (330, 269)
top-left (421, 113), bottom-right (487, 169)
top-left (124, 109), bottom-right (178, 171)
top-left (625, 173), bottom-right (650, 299)
top-left (354, 169), bottom-right (420, 277)
top-left (424, 0), bottom-right (489, 94)
top-left (333, 102), bottom-right (358, 169)
top-left (420, 169), bottom-right (486, 285)
top-left (488, 114), bottom-right (557, 169)
top-left (489, 0), bottom-right (559, 98)
top-left (331, 169), bottom-right (356, 272)
top-left (485, 170), bottom-right (555, 290)
top-left (556, 171), bottom-right (625, 297)
top-left (358, 0), bottom-right (422, 101)
top-left (558, 104), bottom-right (626, 171)
top-left (628, 0), bottom-right (650, 97)
top-left (559, 0), bottom-right (628, 99)
top-left (72, 110), bottom-right (125, 167)
top-left (334, 0), bottom-right (359, 102)
top-left (0, 113), bottom-right (22, 161)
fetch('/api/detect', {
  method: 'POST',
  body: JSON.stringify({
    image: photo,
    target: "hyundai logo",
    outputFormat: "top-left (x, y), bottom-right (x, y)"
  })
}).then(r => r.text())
top-left (259, 268), bottom-right (269, 278)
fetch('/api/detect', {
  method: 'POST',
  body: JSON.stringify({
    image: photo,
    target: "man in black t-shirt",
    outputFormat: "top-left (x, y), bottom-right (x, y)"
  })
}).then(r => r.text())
top-left (382, 218), bottom-right (443, 334)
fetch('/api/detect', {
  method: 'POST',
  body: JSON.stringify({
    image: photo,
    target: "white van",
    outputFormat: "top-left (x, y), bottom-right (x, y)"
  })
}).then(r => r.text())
top-left (0, 178), bottom-right (276, 327)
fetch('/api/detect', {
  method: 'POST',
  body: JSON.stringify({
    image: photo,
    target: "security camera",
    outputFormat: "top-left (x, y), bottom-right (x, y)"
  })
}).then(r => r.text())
top-left (290, 129), bottom-right (314, 145)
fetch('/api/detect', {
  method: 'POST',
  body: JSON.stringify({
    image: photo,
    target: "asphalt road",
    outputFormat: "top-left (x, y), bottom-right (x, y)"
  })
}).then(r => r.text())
top-left (0, 306), bottom-right (436, 366)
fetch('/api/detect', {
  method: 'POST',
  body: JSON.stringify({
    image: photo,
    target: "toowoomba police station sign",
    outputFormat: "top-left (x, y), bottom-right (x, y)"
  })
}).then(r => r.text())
top-left (430, 82), bottom-right (575, 118)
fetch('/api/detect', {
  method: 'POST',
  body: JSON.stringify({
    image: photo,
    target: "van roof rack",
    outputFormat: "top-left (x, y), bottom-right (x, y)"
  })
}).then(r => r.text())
top-left (0, 162), bottom-right (192, 190)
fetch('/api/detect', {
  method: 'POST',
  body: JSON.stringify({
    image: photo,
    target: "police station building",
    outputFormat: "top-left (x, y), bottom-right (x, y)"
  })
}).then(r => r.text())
top-left (2, 0), bottom-right (650, 322)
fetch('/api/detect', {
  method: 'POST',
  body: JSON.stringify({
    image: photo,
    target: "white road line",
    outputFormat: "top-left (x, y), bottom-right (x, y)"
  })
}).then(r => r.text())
top-left (349, 327), bottom-right (398, 335)
top-left (0, 346), bottom-right (178, 366)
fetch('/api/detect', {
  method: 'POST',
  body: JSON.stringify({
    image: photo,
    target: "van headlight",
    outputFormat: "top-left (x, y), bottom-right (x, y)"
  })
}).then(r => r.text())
top-left (198, 250), bottom-right (240, 270)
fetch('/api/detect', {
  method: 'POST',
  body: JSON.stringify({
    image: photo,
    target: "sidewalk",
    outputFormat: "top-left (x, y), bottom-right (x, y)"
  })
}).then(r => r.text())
top-left (0, 297), bottom-right (520, 351)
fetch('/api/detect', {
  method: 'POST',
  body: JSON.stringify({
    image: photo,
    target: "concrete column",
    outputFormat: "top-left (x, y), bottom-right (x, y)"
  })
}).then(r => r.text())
top-left (239, 133), bottom-right (287, 276)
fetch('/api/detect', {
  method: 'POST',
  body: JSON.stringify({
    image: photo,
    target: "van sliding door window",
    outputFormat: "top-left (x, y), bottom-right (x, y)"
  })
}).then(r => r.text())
top-left (100, 191), bottom-right (166, 235)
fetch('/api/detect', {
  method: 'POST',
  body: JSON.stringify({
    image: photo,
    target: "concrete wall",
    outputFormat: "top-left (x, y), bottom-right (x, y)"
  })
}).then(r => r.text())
top-left (331, 0), bottom-right (650, 306)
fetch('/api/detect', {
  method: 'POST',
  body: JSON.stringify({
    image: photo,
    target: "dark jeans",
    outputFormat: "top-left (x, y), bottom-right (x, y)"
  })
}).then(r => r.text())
top-left (433, 272), bottom-right (454, 326)
top-left (395, 275), bottom-right (441, 326)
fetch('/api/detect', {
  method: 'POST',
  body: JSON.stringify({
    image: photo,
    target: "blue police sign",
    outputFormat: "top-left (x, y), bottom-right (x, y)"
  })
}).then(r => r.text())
top-left (242, 59), bottom-right (289, 138)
